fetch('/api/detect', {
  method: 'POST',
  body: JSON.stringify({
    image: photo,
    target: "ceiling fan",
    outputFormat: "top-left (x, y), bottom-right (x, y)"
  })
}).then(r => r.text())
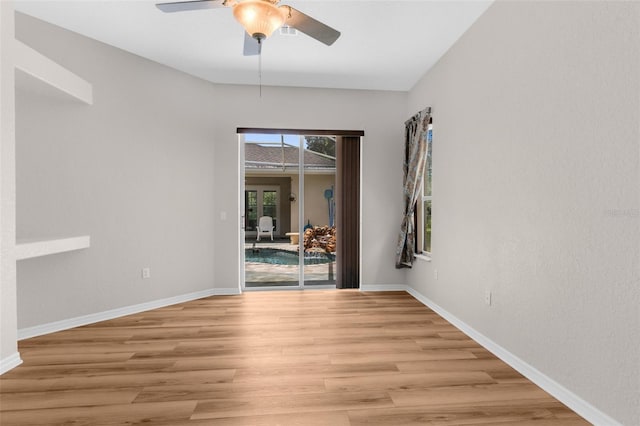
top-left (156, 0), bottom-right (341, 56)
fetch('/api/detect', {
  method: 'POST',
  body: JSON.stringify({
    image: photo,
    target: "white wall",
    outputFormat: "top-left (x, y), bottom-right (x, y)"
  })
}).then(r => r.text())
top-left (5, 7), bottom-right (637, 424)
top-left (0, 1), bottom-right (19, 370)
top-left (15, 13), bottom-right (218, 329)
top-left (11, 14), bottom-right (408, 333)
top-left (407, 2), bottom-right (640, 424)
top-left (211, 84), bottom-right (407, 290)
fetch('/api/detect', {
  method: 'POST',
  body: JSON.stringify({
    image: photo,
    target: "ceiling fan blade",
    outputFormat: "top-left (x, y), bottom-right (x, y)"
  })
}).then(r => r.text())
top-left (283, 6), bottom-right (340, 46)
top-left (156, 0), bottom-right (225, 13)
top-left (243, 32), bottom-right (261, 56)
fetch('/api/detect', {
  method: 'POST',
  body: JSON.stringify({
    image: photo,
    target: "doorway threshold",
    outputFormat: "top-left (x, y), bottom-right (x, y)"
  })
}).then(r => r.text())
top-left (244, 284), bottom-right (336, 291)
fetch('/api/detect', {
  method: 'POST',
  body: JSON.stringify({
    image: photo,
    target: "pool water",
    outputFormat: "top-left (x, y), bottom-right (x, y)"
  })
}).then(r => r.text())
top-left (245, 248), bottom-right (335, 266)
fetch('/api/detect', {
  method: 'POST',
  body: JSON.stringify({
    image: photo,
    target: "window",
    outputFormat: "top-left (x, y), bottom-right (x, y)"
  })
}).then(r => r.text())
top-left (416, 119), bottom-right (433, 256)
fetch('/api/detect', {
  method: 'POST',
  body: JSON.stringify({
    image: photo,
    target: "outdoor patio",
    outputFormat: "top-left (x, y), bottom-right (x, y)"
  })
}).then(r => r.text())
top-left (244, 237), bottom-right (336, 287)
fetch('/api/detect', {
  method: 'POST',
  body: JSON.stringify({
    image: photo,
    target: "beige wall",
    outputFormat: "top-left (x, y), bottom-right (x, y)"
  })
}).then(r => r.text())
top-left (211, 90), bottom-right (407, 290)
top-left (245, 176), bottom-right (292, 235)
top-left (15, 12), bottom-right (218, 329)
top-left (290, 174), bottom-right (335, 231)
top-left (4, 6), bottom-right (639, 425)
top-left (0, 1), bottom-right (18, 369)
top-left (407, 2), bottom-right (640, 424)
top-left (7, 13), bottom-right (407, 345)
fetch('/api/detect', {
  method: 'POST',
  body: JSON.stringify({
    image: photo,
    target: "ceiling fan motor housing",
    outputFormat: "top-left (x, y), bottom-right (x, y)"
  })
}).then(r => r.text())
top-left (232, 0), bottom-right (288, 40)
top-left (156, 0), bottom-right (341, 48)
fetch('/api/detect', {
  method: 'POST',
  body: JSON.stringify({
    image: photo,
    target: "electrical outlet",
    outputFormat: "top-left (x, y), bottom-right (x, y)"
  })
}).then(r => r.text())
top-left (484, 289), bottom-right (492, 306)
top-left (142, 267), bottom-right (151, 279)
top-left (434, 269), bottom-right (438, 280)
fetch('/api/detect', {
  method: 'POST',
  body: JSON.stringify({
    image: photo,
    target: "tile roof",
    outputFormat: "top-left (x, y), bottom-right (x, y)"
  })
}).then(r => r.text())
top-left (245, 144), bottom-right (335, 169)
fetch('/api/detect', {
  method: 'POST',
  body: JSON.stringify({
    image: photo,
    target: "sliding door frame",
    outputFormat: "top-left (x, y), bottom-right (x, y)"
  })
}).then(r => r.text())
top-left (238, 128), bottom-right (364, 291)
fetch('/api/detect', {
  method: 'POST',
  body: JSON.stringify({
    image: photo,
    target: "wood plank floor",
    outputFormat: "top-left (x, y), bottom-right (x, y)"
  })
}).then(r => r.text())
top-left (0, 290), bottom-right (589, 425)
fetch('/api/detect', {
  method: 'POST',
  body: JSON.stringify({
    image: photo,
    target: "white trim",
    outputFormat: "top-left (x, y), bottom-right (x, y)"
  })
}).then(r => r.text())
top-left (17, 288), bottom-right (228, 340)
top-left (15, 235), bottom-right (90, 260)
top-left (14, 39), bottom-right (93, 105)
top-left (243, 286), bottom-right (302, 292)
top-left (302, 285), bottom-right (335, 290)
top-left (243, 286), bottom-right (335, 292)
top-left (414, 253), bottom-right (432, 262)
top-left (298, 134), bottom-right (305, 288)
top-left (246, 169), bottom-right (335, 176)
top-left (364, 284), bottom-right (621, 426)
top-left (7, 280), bottom-right (617, 424)
top-left (359, 136), bottom-right (364, 289)
top-left (239, 133), bottom-right (246, 292)
top-left (213, 287), bottom-right (241, 296)
top-left (360, 284), bottom-right (407, 292)
top-left (0, 352), bottom-right (22, 375)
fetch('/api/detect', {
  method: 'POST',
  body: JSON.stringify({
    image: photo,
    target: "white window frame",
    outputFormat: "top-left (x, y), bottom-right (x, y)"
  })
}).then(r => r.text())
top-left (415, 121), bottom-right (433, 261)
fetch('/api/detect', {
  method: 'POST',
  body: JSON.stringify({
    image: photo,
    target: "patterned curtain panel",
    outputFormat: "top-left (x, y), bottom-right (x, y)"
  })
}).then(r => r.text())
top-left (395, 107), bottom-right (431, 268)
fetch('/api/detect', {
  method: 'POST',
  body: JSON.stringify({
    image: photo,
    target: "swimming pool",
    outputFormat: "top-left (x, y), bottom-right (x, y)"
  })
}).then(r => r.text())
top-left (245, 248), bottom-right (335, 266)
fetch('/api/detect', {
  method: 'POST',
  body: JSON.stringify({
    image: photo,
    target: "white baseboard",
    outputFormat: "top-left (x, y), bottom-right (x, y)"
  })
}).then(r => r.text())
top-left (0, 352), bottom-right (23, 375)
top-left (214, 287), bottom-right (242, 296)
top-left (17, 288), bottom-right (234, 340)
top-left (10, 283), bottom-right (621, 425)
top-left (368, 284), bottom-right (621, 426)
top-left (360, 284), bottom-right (407, 292)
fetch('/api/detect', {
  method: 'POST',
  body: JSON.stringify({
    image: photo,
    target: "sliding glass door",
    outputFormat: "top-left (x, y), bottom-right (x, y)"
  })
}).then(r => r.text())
top-left (241, 133), bottom-right (336, 289)
top-left (303, 136), bottom-right (336, 286)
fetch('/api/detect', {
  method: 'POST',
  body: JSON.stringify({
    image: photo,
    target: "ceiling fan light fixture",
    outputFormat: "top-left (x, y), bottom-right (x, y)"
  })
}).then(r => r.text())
top-left (233, 0), bottom-right (287, 40)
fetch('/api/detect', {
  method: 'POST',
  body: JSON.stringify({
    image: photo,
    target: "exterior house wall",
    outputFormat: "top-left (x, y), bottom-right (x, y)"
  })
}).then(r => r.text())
top-left (290, 174), bottom-right (336, 231)
top-left (245, 176), bottom-right (292, 236)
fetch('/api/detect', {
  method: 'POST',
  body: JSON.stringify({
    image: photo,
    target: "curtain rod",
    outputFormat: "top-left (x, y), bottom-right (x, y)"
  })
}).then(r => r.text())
top-left (237, 128), bottom-right (364, 137)
top-left (404, 107), bottom-right (432, 126)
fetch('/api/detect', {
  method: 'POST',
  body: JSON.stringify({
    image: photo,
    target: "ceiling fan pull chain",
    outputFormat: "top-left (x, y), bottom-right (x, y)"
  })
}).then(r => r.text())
top-left (258, 37), bottom-right (262, 98)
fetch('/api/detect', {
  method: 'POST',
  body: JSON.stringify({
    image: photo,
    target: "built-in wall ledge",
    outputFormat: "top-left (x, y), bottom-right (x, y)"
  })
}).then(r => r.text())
top-left (15, 236), bottom-right (90, 261)
top-left (14, 39), bottom-right (93, 105)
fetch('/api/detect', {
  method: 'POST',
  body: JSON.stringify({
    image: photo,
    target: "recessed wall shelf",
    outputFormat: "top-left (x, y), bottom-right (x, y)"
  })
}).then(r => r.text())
top-left (15, 236), bottom-right (91, 261)
top-left (13, 40), bottom-right (93, 262)
top-left (14, 39), bottom-right (93, 105)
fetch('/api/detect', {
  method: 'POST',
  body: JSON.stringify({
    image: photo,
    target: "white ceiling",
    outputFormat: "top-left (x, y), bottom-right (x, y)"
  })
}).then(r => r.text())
top-left (14, 0), bottom-right (493, 91)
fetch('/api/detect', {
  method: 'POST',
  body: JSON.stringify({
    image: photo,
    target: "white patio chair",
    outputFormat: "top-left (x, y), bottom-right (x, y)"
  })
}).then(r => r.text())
top-left (256, 216), bottom-right (274, 241)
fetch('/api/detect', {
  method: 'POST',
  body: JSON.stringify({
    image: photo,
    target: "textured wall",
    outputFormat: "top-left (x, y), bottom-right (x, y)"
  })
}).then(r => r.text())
top-left (15, 13), bottom-right (218, 328)
top-left (210, 84), bottom-right (408, 290)
top-left (0, 1), bottom-right (18, 367)
top-left (407, 2), bottom-right (640, 424)
top-left (13, 13), bottom-right (408, 331)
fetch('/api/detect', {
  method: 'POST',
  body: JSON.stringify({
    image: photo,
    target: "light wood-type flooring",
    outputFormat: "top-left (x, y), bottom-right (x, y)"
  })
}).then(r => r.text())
top-left (0, 290), bottom-right (589, 425)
